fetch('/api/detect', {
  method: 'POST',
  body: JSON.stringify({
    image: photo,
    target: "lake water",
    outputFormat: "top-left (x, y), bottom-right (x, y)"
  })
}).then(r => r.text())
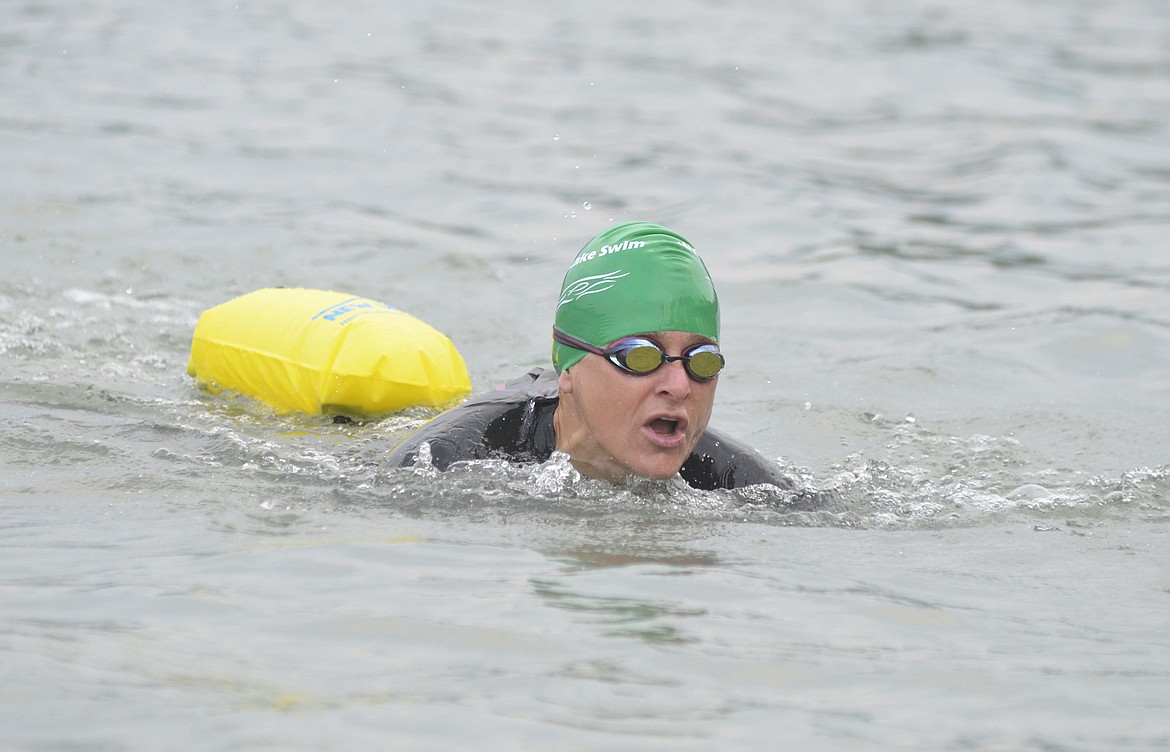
top-left (3, 1), bottom-right (1169, 749)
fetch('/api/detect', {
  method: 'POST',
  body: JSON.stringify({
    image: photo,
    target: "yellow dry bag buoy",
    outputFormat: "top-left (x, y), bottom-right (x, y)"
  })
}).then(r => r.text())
top-left (187, 288), bottom-right (472, 416)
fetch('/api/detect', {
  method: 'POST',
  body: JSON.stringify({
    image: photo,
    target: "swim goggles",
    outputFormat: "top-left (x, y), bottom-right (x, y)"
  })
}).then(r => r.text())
top-left (553, 328), bottom-right (725, 382)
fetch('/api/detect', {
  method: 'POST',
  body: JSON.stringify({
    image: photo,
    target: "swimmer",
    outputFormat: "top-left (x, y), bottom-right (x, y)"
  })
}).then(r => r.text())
top-left (386, 221), bottom-right (790, 490)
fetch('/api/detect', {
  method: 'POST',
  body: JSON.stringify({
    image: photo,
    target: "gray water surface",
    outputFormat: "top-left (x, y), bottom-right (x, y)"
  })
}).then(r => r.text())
top-left (3, 1), bottom-right (1169, 749)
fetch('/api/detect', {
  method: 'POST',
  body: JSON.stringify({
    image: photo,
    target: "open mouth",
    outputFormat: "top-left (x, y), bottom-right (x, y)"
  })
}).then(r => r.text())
top-left (644, 416), bottom-right (686, 448)
top-left (649, 417), bottom-right (679, 435)
top-left (644, 415), bottom-right (687, 449)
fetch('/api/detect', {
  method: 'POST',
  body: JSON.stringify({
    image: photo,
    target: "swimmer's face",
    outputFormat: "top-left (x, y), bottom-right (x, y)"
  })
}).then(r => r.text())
top-left (554, 330), bottom-right (718, 484)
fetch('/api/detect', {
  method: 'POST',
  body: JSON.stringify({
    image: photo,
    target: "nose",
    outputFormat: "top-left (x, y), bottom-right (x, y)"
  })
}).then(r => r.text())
top-left (655, 356), bottom-right (692, 399)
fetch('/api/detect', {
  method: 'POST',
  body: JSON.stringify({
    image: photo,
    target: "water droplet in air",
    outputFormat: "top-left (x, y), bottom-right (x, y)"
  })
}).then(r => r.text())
top-left (583, 202), bottom-right (591, 210)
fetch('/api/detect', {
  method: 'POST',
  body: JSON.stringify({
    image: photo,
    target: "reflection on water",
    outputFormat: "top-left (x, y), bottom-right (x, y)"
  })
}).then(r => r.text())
top-left (552, 545), bottom-right (719, 572)
top-left (533, 578), bottom-right (706, 644)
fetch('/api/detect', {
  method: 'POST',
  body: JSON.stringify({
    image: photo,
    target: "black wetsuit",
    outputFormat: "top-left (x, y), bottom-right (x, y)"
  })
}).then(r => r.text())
top-left (385, 368), bottom-right (791, 491)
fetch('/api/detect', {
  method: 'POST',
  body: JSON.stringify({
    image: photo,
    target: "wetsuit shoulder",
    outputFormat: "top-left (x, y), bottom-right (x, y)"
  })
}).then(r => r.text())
top-left (681, 426), bottom-right (793, 491)
top-left (386, 367), bottom-right (559, 470)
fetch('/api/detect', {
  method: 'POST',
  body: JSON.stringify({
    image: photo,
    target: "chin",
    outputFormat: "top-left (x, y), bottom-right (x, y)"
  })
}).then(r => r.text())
top-left (625, 454), bottom-right (688, 481)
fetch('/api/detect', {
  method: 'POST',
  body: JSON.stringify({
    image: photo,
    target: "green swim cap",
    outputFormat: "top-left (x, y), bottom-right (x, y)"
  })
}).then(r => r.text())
top-left (552, 221), bottom-right (720, 373)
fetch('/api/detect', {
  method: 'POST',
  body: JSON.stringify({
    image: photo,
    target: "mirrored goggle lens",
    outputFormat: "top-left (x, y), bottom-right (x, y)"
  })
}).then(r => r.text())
top-left (685, 348), bottom-right (724, 380)
top-left (618, 344), bottom-right (665, 374)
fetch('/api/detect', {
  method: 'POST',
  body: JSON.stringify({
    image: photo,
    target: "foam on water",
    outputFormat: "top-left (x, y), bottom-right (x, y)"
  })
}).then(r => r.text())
top-left (106, 374), bottom-right (1170, 534)
top-left (3, 278), bottom-right (1165, 535)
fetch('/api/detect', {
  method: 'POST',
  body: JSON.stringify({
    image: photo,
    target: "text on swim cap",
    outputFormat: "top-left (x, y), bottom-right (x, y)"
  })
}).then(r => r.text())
top-left (570, 239), bottom-right (646, 268)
